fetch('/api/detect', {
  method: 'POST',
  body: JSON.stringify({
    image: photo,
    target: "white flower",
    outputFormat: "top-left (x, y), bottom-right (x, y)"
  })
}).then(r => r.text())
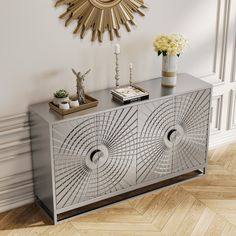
top-left (153, 34), bottom-right (188, 56)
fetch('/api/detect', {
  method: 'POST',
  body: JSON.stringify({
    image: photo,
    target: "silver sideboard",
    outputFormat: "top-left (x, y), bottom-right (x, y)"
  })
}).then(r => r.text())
top-left (30, 74), bottom-right (212, 224)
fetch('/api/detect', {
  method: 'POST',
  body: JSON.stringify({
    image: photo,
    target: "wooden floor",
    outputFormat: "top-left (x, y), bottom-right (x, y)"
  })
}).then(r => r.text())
top-left (0, 143), bottom-right (236, 236)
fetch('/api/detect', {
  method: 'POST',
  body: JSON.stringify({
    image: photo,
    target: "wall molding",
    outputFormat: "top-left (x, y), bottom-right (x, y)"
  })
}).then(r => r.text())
top-left (228, 88), bottom-right (236, 130)
top-left (0, 113), bottom-right (33, 213)
top-left (0, 140), bottom-right (31, 163)
top-left (209, 128), bottom-right (236, 150)
top-left (201, 0), bottom-right (230, 85)
top-left (210, 94), bottom-right (223, 134)
top-left (0, 171), bottom-right (34, 213)
top-left (0, 113), bottom-right (29, 132)
top-left (232, 22), bottom-right (236, 82)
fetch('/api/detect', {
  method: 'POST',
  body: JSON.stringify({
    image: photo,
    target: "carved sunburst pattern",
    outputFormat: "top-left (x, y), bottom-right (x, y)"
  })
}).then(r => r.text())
top-left (52, 89), bottom-right (210, 210)
top-left (137, 89), bottom-right (211, 184)
top-left (55, 0), bottom-right (147, 42)
top-left (53, 107), bottom-right (137, 209)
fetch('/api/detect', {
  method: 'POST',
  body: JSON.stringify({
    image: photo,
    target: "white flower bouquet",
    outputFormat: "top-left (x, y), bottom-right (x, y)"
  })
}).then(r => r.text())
top-left (153, 34), bottom-right (187, 57)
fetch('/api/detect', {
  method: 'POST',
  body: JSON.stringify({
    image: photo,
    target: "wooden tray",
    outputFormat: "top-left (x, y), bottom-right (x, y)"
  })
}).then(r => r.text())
top-left (49, 94), bottom-right (98, 116)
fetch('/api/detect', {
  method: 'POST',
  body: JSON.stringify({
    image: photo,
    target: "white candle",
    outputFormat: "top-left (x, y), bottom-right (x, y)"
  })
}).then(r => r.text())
top-left (129, 63), bottom-right (133, 69)
top-left (115, 44), bottom-right (120, 54)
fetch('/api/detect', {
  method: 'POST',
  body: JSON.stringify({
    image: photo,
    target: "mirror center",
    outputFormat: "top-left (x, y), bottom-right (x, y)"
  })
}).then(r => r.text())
top-left (90, 0), bottom-right (122, 9)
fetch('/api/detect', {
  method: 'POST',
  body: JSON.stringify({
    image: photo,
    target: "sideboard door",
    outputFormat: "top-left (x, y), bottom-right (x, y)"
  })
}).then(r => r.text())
top-left (52, 106), bottom-right (138, 210)
top-left (52, 115), bottom-right (98, 210)
top-left (137, 88), bottom-right (211, 185)
top-left (137, 97), bottom-right (176, 184)
top-left (95, 106), bottom-right (137, 197)
top-left (172, 89), bottom-right (211, 173)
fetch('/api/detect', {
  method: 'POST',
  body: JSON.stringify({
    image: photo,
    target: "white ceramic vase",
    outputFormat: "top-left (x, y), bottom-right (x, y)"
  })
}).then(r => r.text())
top-left (59, 102), bottom-right (70, 110)
top-left (69, 99), bottom-right (80, 108)
top-left (161, 55), bottom-right (178, 87)
top-left (53, 96), bottom-right (69, 105)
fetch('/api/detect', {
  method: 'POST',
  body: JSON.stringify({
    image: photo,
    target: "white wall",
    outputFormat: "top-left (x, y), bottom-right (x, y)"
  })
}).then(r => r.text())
top-left (0, 0), bottom-right (235, 212)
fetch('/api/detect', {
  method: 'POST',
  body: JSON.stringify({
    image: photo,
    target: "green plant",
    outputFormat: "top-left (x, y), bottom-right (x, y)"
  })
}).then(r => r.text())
top-left (54, 89), bottom-right (69, 98)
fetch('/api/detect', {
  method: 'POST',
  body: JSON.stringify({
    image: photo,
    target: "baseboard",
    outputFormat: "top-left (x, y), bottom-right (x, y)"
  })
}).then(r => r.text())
top-left (209, 129), bottom-right (236, 149)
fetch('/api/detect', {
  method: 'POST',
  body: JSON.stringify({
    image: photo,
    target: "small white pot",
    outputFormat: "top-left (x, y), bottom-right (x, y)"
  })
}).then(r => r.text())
top-left (162, 55), bottom-right (178, 87)
top-left (70, 99), bottom-right (80, 108)
top-left (53, 96), bottom-right (69, 105)
top-left (59, 102), bottom-right (70, 110)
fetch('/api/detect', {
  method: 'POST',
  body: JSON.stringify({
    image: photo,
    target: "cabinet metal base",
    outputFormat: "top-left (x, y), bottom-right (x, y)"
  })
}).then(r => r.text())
top-left (37, 169), bottom-right (204, 224)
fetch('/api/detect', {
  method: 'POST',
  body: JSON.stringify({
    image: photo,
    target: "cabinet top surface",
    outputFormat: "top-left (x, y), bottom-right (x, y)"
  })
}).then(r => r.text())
top-left (30, 74), bottom-right (211, 124)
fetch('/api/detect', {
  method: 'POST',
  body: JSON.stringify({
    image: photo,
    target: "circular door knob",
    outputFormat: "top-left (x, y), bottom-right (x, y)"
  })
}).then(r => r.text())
top-left (167, 129), bottom-right (178, 142)
top-left (90, 150), bottom-right (103, 164)
top-left (164, 125), bottom-right (184, 148)
top-left (86, 145), bottom-right (109, 170)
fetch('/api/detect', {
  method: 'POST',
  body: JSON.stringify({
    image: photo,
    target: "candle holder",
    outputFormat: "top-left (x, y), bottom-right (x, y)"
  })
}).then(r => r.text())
top-left (129, 65), bottom-right (133, 87)
top-left (111, 61), bottom-right (149, 104)
top-left (115, 52), bottom-right (120, 88)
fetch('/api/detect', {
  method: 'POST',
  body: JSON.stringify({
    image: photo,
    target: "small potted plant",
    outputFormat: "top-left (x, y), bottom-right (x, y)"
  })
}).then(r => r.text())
top-left (69, 99), bottom-right (80, 108)
top-left (53, 89), bottom-right (69, 105)
top-left (153, 34), bottom-right (187, 87)
top-left (59, 101), bottom-right (70, 110)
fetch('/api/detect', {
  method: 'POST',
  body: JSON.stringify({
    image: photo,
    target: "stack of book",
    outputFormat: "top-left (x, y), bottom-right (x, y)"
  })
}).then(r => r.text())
top-left (111, 85), bottom-right (149, 104)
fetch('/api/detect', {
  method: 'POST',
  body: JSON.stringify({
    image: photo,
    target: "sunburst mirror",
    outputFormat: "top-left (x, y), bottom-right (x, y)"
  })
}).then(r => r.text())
top-left (55, 0), bottom-right (147, 42)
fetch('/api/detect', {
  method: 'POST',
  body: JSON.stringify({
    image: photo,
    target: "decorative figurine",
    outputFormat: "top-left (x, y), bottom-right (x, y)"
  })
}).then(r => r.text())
top-left (72, 68), bottom-right (91, 104)
top-left (129, 63), bottom-right (133, 87)
top-left (115, 44), bottom-right (121, 88)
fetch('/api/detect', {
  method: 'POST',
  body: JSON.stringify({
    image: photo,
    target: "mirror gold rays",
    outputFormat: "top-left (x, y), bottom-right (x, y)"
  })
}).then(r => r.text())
top-left (55, 0), bottom-right (147, 42)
